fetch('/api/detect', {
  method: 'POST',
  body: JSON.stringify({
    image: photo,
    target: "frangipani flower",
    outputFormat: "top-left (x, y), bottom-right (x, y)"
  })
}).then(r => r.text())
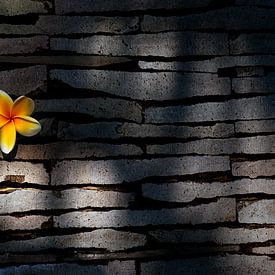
top-left (0, 90), bottom-right (41, 154)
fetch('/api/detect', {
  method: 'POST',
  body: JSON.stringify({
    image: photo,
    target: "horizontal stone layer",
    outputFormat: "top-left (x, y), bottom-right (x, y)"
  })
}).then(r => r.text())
top-left (252, 246), bottom-right (275, 255)
top-left (147, 136), bottom-right (275, 155)
top-left (51, 156), bottom-right (230, 185)
top-left (142, 7), bottom-right (275, 32)
top-left (140, 255), bottom-right (275, 274)
top-left (235, 120), bottom-right (275, 134)
top-left (0, 66), bottom-right (47, 96)
top-left (145, 96), bottom-right (275, 123)
top-left (149, 227), bottom-right (275, 244)
top-left (54, 198), bottom-right (236, 228)
top-left (232, 159), bottom-right (275, 178)
top-left (233, 74), bottom-right (275, 94)
top-left (0, 36), bottom-right (48, 55)
top-left (142, 179), bottom-right (275, 203)
top-left (50, 70), bottom-right (230, 101)
top-left (35, 98), bottom-right (142, 123)
top-left (0, 0), bottom-right (52, 16)
top-left (0, 215), bottom-right (50, 231)
top-left (230, 33), bottom-right (275, 55)
top-left (238, 200), bottom-right (275, 224)
top-left (0, 16), bottom-right (139, 35)
top-left (12, 143), bottom-right (142, 160)
top-left (57, 122), bottom-right (234, 140)
top-left (0, 189), bottom-right (134, 214)
top-left (236, 0), bottom-right (275, 7)
top-left (0, 161), bottom-right (49, 185)
top-left (0, 261), bottom-right (135, 275)
top-left (55, 0), bottom-right (214, 14)
top-left (138, 55), bottom-right (275, 73)
top-left (0, 229), bottom-right (146, 252)
top-left (51, 32), bottom-right (228, 57)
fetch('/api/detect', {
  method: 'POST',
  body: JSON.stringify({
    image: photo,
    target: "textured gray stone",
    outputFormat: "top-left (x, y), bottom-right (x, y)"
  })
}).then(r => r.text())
top-left (145, 95), bottom-right (275, 123)
top-left (149, 227), bottom-right (275, 244)
top-left (235, 67), bottom-right (265, 77)
top-left (147, 136), bottom-right (275, 155)
top-left (36, 16), bottom-right (139, 34)
top-left (140, 256), bottom-right (275, 275)
top-left (233, 74), bottom-right (275, 94)
top-left (252, 246), bottom-right (275, 254)
top-left (238, 200), bottom-right (275, 224)
top-left (39, 118), bottom-right (57, 138)
top-left (142, 179), bottom-right (275, 203)
top-left (0, 36), bottom-right (48, 55)
top-left (0, 261), bottom-right (136, 275)
top-left (54, 198), bottom-right (236, 228)
top-left (0, 161), bottom-right (49, 185)
top-left (0, 66), bottom-right (47, 96)
top-left (35, 98), bottom-right (142, 123)
top-left (58, 122), bottom-right (234, 140)
top-left (14, 143), bottom-right (142, 160)
top-left (56, 0), bottom-right (214, 14)
top-left (232, 159), bottom-right (275, 178)
top-left (142, 7), bottom-right (275, 32)
top-left (231, 33), bottom-right (275, 54)
top-left (51, 156), bottom-right (230, 185)
top-left (51, 32), bottom-right (229, 57)
top-left (0, 189), bottom-right (134, 214)
top-left (51, 70), bottom-right (230, 100)
top-left (0, 0), bottom-right (52, 16)
top-left (139, 55), bottom-right (275, 72)
top-left (0, 230), bottom-right (146, 252)
top-left (0, 216), bottom-right (50, 231)
top-left (235, 120), bottom-right (275, 133)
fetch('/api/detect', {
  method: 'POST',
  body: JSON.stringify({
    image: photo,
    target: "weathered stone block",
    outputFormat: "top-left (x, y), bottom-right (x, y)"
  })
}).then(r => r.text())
top-left (142, 179), bottom-right (275, 203)
top-left (51, 156), bottom-right (230, 185)
top-left (147, 136), bottom-right (275, 155)
top-left (0, 66), bottom-right (47, 96)
top-left (51, 70), bottom-right (230, 101)
top-left (145, 96), bottom-right (275, 123)
top-left (54, 198), bottom-right (236, 228)
top-left (51, 32), bottom-right (228, 57)
top-left (238, 200), bottom-right (275, 224)
top-left (35, 98), bottom-right (142, 123)
top-left (232, 159), bottom-right (275, 178)
top-left (235, 120), bottom-right (275, 133)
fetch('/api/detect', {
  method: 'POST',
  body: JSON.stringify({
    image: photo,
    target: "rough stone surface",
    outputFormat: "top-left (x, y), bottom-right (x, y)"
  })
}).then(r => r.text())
top-left (35, 98), bottom-right (142, 123)
top-left (140, 256), bottom-right (275, 275)
top-left (142, 7), bottom-right (275, 32)
top-left (55, 0), bottom-right (214, 14)
top-left (232, 159), bottom-right (275, 178)
top-left (0, 66), bottom-right (47, 96)
top-left (252, 246), bottom-right (275, 254)
top-left (138, 55), bottom-right (275, 72)
top-left (0, 161), bottom-right (49, 185)
top-left (0, 261), bottom-right (136, 275)
top-left (147, 136), bottom-right (275, 155)
top-left (54, 198), bottom-right (236, 228)
top-left (145, 95), bottom-right (275, 123)
top-left (0, 36), bottom-right (48, 55)
top-left (51, 156), bottom-right (230, 185)
top-left (0, 189), bottom-right (134, 214)
top-left (233, 74), bottom-right (275, 94)
top-left (51, 70), bottom-right (230, 101)
top-left (235, 120), bottom-right (275, 133)
top-left (58, 122), bottom-right (234, 140)
top-left (36, 16), bottom-right (139, 34)
top-left (0, 216), bottom-right (50, 231)
top-left (149, 227), bottom-right (275, 244)
top-left (0, 0), bottom-right (52, 16)
top-left (14, 143), bottom-right (142, 160)
top-left (142, 179), bottom-right (275, 203)
top-left (230, 33), bottom-right (275, 54)
top-left (0, 230), bottom-right (146, 252)
top-left (51, 33), bottom-right (229, 57)
top-left (238, 200), bottom-right (275, 224)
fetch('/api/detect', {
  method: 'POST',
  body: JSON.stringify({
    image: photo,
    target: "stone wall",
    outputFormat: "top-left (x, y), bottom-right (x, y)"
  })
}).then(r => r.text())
top-left (0, 0), bottom-right (274, 274)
